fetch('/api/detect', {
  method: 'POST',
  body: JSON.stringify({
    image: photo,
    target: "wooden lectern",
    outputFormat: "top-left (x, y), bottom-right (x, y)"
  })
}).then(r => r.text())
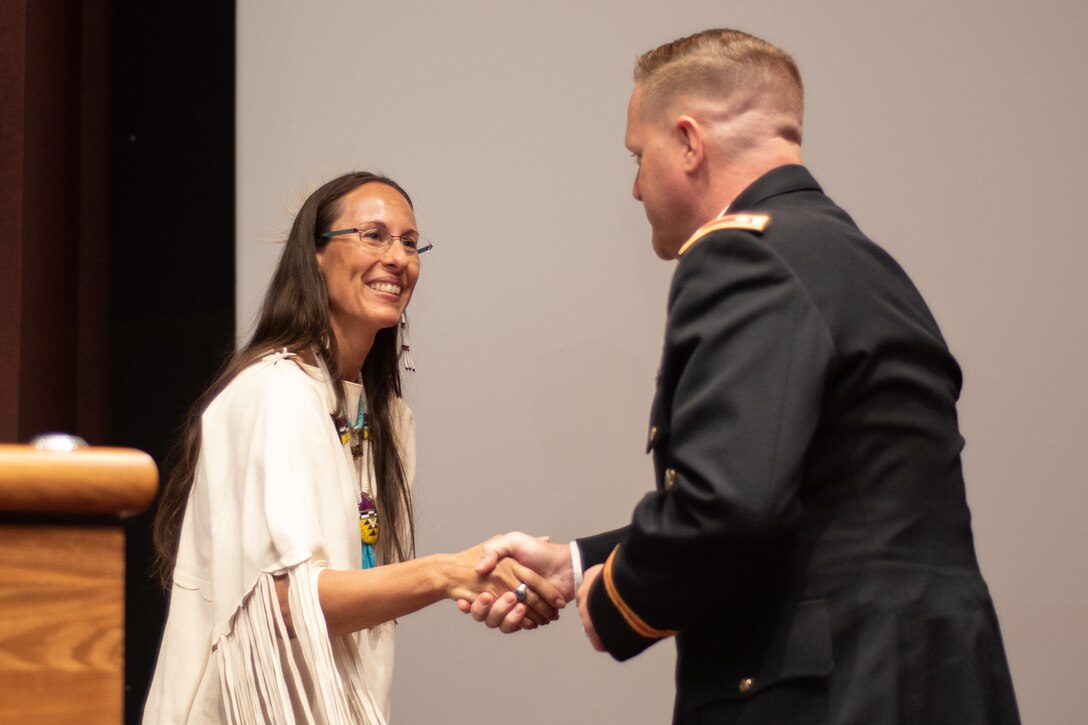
top-left (0, 442), bottom-right (158, 724)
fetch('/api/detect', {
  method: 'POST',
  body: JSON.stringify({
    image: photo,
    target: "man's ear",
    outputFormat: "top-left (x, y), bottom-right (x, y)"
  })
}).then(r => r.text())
top-left (675, 116), bottom-right (704, 173)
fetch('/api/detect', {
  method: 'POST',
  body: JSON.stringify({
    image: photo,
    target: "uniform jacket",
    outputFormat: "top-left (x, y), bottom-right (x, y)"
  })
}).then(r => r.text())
top-left (578, 165), bottom-right (1019, 724)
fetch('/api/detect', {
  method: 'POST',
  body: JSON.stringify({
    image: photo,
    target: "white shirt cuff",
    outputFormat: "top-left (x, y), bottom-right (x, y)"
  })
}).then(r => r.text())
top-left (569, 540), bottom-right (584, 599)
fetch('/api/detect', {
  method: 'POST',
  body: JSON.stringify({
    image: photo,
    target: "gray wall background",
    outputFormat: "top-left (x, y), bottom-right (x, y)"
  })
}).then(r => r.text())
top-left (237, 2), bottom-right (1088, 723)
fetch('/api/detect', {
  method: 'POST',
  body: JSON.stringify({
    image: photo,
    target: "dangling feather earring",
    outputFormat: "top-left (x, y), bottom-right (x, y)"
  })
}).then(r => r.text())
top-left (399, 314), bottom-right (416, 372)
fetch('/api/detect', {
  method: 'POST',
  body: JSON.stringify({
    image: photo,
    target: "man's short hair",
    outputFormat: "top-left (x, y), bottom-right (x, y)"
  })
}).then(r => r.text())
top-left (634, 29), bottom-right (804, 123)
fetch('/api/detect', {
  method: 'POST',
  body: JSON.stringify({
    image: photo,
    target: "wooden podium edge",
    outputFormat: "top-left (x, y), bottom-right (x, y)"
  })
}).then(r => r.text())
top-left (0, 444), bottom-right (159, 516)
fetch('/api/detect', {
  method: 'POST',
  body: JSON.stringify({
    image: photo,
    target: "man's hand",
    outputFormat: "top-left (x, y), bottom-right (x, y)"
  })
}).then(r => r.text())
top-left (445, 543), bottom-right (563, 628)
top-left (456, 531), bottom-right (574, 633)
top-left (578, 563), bottom-right (605, 651)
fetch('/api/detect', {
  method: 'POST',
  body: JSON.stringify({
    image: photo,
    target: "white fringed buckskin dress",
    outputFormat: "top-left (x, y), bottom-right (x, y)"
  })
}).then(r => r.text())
top-left (143, 351), bottom-right (414, 724)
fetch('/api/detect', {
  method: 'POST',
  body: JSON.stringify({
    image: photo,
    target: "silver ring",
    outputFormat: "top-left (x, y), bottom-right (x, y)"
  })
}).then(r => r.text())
top-left (514, 582), bottom-right (528, 602)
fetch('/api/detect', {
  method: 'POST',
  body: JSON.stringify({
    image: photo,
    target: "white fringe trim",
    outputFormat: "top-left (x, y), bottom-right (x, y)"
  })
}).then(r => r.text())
top-left (214, 563), bottom-right (386, 724)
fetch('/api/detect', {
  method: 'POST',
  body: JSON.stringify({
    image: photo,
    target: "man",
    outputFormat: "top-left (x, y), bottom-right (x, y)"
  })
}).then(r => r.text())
top-left (468, 28), bottom-right (1019, 723)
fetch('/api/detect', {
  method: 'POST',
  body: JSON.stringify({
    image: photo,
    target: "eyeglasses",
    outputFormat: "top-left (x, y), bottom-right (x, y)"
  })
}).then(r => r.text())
top-left (319, 228), bottom-right (434, 256)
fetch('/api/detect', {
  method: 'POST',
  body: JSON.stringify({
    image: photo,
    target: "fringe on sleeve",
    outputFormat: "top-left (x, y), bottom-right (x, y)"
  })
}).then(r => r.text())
top-left (214, 561), bottom-right (386, 725)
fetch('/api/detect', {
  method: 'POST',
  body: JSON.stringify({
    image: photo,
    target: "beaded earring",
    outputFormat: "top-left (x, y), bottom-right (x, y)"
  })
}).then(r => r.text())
top-left (398, 314), bottom-right (416, 372)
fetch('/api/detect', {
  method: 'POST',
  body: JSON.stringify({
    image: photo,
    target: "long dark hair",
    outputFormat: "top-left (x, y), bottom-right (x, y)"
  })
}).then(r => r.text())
top-left (152, 171), bottom-right (417, 588)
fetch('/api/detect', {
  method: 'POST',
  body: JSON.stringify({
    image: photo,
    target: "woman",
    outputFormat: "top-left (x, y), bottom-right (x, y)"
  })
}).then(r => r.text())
top-left (143, 172), bottom-right (561, 724)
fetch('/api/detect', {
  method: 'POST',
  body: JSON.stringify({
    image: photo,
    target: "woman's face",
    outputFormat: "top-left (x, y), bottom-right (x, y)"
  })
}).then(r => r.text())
top-left (317, 182), bottom-right (420, 342)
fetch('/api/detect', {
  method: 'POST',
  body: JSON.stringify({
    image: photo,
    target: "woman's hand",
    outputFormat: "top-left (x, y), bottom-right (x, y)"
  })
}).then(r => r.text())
top-left (445, 544), bottom-right (564, 628)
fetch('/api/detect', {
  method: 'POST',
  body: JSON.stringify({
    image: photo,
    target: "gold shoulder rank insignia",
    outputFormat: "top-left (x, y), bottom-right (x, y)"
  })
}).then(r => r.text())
top-left (677, 213), bottom-right (772, 258)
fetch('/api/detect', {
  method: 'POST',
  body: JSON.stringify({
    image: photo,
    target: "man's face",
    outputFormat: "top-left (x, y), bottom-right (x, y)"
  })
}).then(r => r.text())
top-left (625, 85), bottom-right (694, 260)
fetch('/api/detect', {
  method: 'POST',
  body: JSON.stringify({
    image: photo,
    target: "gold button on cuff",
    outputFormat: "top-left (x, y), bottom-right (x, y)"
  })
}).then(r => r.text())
top-left (648, 426), bottom-right (658, 447)
top-left (664, 468), bottom-right (678, 490)
top-left (738, 677), bottom-right (755, 694)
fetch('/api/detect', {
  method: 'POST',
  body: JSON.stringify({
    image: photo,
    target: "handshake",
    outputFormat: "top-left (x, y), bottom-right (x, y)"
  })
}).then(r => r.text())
top-left (454, 531), bottom-right (607, 651)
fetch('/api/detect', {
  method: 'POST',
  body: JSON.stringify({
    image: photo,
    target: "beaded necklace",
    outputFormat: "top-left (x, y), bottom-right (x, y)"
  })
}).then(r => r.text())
top-left (332, 380), bottom-right (379, 569)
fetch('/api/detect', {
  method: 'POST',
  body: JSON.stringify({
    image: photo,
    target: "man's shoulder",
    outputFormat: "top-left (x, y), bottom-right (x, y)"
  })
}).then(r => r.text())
top-left (677, 213), bottom-right (773, 258)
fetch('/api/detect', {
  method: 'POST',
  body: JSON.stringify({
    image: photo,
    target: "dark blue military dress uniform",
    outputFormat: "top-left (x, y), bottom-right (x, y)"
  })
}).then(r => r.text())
top-left (578, 165), bottom-right (1019, 724)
